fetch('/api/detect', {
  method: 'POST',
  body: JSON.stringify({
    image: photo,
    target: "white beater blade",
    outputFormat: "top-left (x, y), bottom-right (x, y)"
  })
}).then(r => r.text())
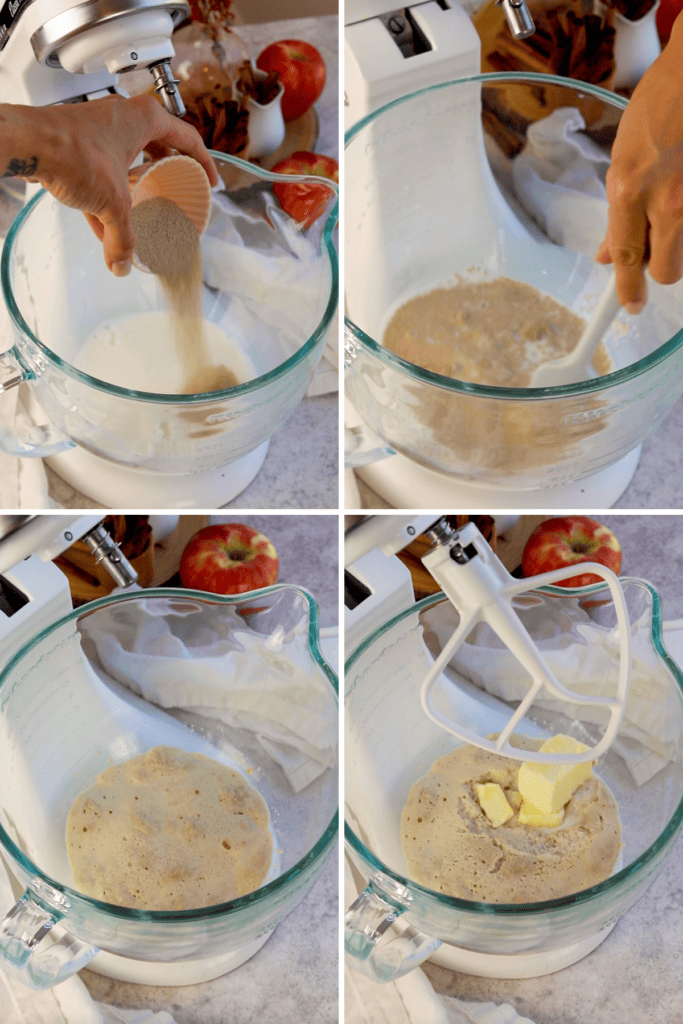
top-left (419, 521), bottom-right (631, 763)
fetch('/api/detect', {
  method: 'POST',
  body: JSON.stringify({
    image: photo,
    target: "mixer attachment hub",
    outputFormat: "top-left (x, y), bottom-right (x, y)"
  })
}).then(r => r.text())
top-left (495, 0), bottom-right (535, 39)
top-left (82, 524), bottom-right (138, 589)
top-left (149, 58), bottom-right (184, 116)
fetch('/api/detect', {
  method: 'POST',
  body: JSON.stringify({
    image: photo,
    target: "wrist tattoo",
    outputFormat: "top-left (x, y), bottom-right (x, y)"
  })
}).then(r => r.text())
top-left (3, 157), bottom-right (38, 178)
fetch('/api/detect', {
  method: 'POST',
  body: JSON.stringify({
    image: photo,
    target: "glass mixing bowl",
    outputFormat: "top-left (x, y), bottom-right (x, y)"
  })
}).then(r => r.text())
top-left (0, 585), bottom-right (338, 990)
top-left (345, 74), bottom-right (683, 492)
top-left (0, 154), bottom-right (337, 475)
top-left (345, 578), bottom-right (683, 981)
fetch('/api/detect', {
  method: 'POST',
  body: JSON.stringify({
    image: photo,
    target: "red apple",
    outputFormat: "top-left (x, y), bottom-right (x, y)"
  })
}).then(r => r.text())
top-left (271, 152), bottom-right (338, 229)
top-left (521, 516), bottom-right (622, 588)
top-left (256, 39), bottom-right (326, 122)
top-left (179, 523), bottom-right (279, 595)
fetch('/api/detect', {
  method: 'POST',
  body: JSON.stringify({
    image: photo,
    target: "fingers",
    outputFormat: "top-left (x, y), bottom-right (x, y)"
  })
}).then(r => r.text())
top-left (84, 212), bottom-right (105, 241)
top-left (131, 96), bottom-right (219, 187)
top-left (648, 221), bottom-right (683, 284)
top-left (603, 169), bottom-right (649, 313)
top-left (595, 238), bottom-right (612, 265)
top-left (96, 188), bottom-right (135, 276)
top-left (647, 179), bottom-right (683, 284)
top-left (143, 140), bottom-right (175, 163)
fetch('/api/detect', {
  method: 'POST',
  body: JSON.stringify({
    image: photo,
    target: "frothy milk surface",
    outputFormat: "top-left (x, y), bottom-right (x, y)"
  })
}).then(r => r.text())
top-left (77, 311), bottom-right (256, 395)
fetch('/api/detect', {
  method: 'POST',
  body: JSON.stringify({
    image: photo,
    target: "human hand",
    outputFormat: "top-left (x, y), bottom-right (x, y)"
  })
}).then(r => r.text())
top-left (0, 95), bottom-right (219, 276)
top-left (596, 19), bottom-right (683, 312)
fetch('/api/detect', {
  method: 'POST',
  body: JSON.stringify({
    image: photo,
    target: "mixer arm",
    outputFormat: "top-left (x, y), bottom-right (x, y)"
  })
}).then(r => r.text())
top-left (419, 519), bottom-right (632, 764)
top-left (0, 515), bottom-right (138, 587)
top-left (344, 515), bottom-right (442, 568)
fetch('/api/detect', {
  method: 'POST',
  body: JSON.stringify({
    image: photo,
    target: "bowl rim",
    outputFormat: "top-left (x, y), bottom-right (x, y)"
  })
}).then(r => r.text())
top-left (0, 583), bottom-right (339, 923)
top-left (344, 71), bottom-right (683, 399)
top-left (344, 578), bottom-right (683, 916)
top-left (0, 153), bottom-right (339, 405)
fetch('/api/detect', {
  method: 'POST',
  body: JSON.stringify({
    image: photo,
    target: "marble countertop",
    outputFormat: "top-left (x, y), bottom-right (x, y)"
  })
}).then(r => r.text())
top-left (416, 514), bottom-right (683, 1023)
top-left (81, 513), bottom-right (339, 1022)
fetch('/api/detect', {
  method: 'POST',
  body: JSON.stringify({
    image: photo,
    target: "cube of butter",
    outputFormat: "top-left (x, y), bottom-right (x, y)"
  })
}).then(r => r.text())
top-left (518, 799), bottom-right (565, 828)
top-left (474, 782), bottom-right (514, 827)
top-left (517, 734), bottom-right (592, 814)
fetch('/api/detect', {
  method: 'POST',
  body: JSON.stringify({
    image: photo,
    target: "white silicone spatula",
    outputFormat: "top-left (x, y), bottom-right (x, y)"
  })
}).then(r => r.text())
top-left (529, 272), bottom-right (621, 388)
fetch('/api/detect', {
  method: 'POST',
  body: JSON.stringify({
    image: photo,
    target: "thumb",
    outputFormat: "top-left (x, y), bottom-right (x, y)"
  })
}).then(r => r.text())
top-left (98, 191), bottom-right (135, 276)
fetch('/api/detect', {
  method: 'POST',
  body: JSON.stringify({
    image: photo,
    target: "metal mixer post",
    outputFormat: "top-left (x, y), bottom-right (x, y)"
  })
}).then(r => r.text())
top-left (0, 0), bottom-right (189, 113)
top-left (496, 0), bottom-right (535, 39)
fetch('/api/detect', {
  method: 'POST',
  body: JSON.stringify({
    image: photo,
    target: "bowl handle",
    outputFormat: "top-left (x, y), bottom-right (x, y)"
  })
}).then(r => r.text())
top-left (0, 351), bottom-right (75, 457)
top-left (0, 893), bottom-right (99, 989)
top-left (344, 417), bottom-right (396, 468)
top-left (344, 882), bottom-right (441, 982)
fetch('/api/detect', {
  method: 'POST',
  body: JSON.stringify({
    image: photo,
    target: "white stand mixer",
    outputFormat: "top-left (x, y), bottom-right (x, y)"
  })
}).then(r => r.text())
top-left (343, 2), bottom-right (644, 510)
top-left (0, 516), bottom-right (328, 986)
top-left (0, 0), bottom-right (276, 508)
top-left (0, 514), bottom-right (138, 665)
top-left (344, 515), bottom-right (640, 979)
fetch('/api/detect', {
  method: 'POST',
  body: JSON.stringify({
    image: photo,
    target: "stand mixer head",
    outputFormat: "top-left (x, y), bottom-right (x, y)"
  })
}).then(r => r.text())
top-left (0, 0), bottom-right (189, 113)
top-left (0, 514), bottom-right (138, 667)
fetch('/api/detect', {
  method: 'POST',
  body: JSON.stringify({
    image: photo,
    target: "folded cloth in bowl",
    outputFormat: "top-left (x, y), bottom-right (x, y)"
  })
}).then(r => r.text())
top-left (202, 192), bottom-right (338, 392)
top-left (79, 599), bottom-right (337, 793)
top-left (511, 106), bottom-right (610, 258)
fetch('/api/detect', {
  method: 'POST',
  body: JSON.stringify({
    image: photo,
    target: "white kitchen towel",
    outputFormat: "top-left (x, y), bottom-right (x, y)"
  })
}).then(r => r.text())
top-left (422, 598), bottom-right (681, 786)
top-left (512, 106), bottom-right (610, 259)
top-left (79, 598), bottom-right (337, 793)
top-left (0, 963), bottom-right (179, 1024)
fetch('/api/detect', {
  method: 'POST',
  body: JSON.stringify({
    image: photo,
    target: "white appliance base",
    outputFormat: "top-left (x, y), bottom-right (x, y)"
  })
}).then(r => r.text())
top-left (87, 929), bottom-right (274, 985)
top-left (45, 442), bottom-right (270, 509)
top-left (356, 447), bottom-right (641, 510)
top-left (427, 921), bottom-right (616, 979)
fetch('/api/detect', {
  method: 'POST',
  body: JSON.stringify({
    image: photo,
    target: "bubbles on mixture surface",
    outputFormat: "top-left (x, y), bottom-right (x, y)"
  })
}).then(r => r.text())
top-left (66, 745), bottom-right (279, 911)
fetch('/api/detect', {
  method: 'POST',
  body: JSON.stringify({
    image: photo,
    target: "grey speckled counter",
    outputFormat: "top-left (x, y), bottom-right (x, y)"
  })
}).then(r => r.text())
top-left (421, 514), bottom-right (683, 1024)
top-left (81, 514), bottom-right (339, 1023)
top-left (350, 395), bottom-right (683, 511)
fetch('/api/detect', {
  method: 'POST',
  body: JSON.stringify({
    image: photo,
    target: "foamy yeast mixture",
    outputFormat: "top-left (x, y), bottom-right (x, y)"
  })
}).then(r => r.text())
top-left (78, 311), bottom-right (255, 395)
top-left (383, 277), bottom-right (612, 387)
top-left (401, 737), bottom-right (621, 903)
top-left (66, 746), bottom-right (275, 911)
